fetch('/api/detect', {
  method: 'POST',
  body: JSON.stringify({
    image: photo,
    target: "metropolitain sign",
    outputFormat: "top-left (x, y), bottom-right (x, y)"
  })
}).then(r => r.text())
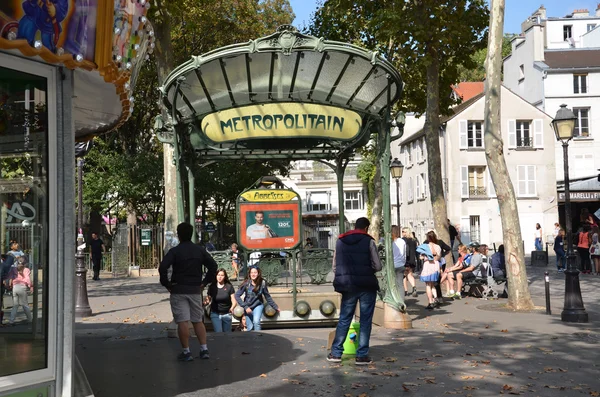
top-left (201, 103), bottom-right (362, 143)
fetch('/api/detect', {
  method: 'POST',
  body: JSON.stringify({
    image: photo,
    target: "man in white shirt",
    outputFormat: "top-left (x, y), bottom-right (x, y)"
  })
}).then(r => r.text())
top-left (392, 226), bottom-right (407, 294)
top-left (246, 211), bottom-right (274, 240)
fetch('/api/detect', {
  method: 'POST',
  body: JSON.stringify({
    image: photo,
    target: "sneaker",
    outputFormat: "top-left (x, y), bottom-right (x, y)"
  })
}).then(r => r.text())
top-left (425, 304), bottom-right (434, 310)
top-left (355, 356), bottom-right (373, 365)
top-left (453, 292), bottom-right (462, 300)
top-left (177, 352), bottom-right (193, 362)
top-left (326, 353), bottom-right (341, 363)
top-left (444, 292), bottom-right (455, 298)
top-left (404, 291), bottom-right (409, 297)
top-left (411, 289), bottom-right (418, 298)
top-left (199, 349), bottom-right (210, 359)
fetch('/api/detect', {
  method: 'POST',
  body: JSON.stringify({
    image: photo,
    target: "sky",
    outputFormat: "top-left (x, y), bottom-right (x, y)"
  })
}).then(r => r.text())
top-left (289, 1), bottom-right (600, 34)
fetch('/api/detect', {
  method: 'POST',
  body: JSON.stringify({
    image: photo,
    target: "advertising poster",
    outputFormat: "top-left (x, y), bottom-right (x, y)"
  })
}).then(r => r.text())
top-left (0, 0), bottom-right (98, 61)
top-left (239, 202), bottom-right (301, 250)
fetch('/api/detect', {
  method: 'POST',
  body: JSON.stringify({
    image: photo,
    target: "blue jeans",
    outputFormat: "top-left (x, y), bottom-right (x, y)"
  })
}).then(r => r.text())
top-left (535, 238), bottom-right (543, 251)
top-left (246, 304), bottom-right (264, 331)
top-left (556, 252), bottom-right (566, 270)
top-left (210, 312), bottom-right (232, 332)
top-left (330, 290), bottom-right (377, 358)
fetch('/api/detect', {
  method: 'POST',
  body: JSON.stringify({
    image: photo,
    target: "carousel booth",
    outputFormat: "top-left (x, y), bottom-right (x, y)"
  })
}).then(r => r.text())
top-left (0, 2), bottom-right (152, 396)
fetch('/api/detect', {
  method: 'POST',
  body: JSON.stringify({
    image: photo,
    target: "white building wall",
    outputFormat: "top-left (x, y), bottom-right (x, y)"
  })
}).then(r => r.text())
top-left (546, 17), bottom-right (600, 49)
top-left (403, 87), bottom-right (558, 251)
top-left (581, 25), bottom-right (600, 47)
top-left (503, 27), bottom-right (546, 107)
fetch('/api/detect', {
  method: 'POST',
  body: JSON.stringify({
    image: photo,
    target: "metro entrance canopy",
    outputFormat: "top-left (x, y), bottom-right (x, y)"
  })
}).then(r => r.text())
top-left (156, 26), bottom-right (408, 314)
top-left (157, 25), bottom-right (402, 160)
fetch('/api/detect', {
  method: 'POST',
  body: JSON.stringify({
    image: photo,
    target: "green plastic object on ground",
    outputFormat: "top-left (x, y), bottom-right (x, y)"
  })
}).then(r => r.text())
top-left (343, 322), bottom-right (360, 355)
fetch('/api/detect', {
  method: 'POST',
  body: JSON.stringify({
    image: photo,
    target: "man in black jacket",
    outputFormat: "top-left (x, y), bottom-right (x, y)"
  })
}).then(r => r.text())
top-left (327, 217), bottom-right (382, 365)
top-left (159, 222), bottom-right (217, 362)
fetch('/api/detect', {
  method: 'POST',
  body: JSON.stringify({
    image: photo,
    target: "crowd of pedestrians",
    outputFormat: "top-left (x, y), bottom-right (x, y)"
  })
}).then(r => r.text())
top-left (552, 208), bottom-right (599, 274)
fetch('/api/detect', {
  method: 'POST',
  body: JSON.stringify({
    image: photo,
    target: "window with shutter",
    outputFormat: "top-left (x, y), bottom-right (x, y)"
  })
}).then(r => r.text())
top-left (467, 121), bottom-right (484, 148)
top-left (517, 165), bottom-right (536, 197)
top-left (460, 166), bottom-right (469, 198)
top-left (573, 108), bottom-right (590, 137)
top-left (459, 120), bottom-right (468, 149)
top-left (408, 177), bottom-right (414, 203)
top-left (508, 119), bottom-right (517, 148)
top-left (516, 120), bottom-right (532, 148)
top-left (533, 119), bottom-right (543, 148)
top-left (487, 169), bottom-right (496, 197)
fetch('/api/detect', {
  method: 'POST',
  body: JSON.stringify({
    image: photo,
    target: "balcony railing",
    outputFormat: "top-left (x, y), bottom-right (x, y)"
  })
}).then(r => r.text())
top-left (469, 186), bottom-right (487, 197)
top-left (516, 137), bottom-right (533, 147)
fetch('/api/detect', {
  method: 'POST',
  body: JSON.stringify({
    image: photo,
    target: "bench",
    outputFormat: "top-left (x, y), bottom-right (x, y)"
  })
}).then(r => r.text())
top-left (461, 263), bottom-right (507, 299)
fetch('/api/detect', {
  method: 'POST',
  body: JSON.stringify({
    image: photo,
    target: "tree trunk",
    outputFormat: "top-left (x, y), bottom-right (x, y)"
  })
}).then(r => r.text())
top-left (153, 15), bottom-right (178, 233)
top-left (424, 54), bottom-right (451, 249)
top-left (484, 0), bottom-right (534, 310)
top-left (370, 157), bottom-right (383, 243)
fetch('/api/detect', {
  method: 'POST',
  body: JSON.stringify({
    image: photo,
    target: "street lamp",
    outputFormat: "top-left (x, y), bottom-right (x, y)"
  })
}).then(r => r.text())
top-left (390, 158), bottom-right (404, 226)
top-left (551, 104), bottom-right (588, 323)
top-left (75, 157), bottom-right (92, 318)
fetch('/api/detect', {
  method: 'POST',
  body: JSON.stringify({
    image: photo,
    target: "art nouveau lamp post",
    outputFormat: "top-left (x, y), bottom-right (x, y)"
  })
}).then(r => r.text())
top-left (551, 104), bottom-right (588, 323)
top-left (390, 158), bottom-right (404, 226)
top-left (75, 157), bottom-right (92, 318)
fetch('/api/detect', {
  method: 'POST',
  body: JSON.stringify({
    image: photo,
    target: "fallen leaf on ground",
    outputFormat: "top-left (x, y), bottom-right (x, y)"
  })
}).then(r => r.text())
top-left (383, 357), bottom-right (397, 362)
top-left (500, 329), bottom-right (508, 333)
top-left (259, 374), bottom-right (267, 378)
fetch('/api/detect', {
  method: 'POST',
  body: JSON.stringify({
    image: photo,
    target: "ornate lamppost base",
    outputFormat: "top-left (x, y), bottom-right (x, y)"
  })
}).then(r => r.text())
top-left (561, 257), bottom-right (588, 323)
top-left (75, 249), bottom-right (93, 318)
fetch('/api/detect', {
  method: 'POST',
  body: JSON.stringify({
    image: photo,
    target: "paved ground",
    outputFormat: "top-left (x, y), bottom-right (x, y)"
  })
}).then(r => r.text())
top-left (75, 263), bottom-right (600, 397)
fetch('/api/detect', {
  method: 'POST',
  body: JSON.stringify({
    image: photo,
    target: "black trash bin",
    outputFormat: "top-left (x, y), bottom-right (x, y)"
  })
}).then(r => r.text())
top-left (531, 250), bottom-right (548, 267)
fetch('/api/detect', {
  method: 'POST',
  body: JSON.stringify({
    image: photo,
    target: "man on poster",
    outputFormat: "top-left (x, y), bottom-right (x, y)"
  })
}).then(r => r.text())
top-left (246, 211), bottom-right (277, 240)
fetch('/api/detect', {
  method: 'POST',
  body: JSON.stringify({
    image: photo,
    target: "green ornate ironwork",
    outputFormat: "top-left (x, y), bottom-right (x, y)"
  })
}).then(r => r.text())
top-left (157, 27), bottom-right (406, 317)
top-left (210, 251), bottom-right (234, 279)
top-left (301, 249), bottom-right (334, 285)
top-left (257, 257), bottom-right (283, 286)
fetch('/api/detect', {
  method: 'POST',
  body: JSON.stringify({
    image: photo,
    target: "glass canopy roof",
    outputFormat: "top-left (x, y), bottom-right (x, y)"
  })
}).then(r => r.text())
top-left (158, 26), bottom-right (403, 160)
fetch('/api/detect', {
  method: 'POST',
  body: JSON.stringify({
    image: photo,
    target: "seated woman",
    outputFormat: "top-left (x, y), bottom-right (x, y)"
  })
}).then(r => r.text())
top-left (234, 266), bottom-right (279, 331)
top-left (440, 244), bottom-right (469, 297)
top-left (205, 268), bottom-right (236, 332)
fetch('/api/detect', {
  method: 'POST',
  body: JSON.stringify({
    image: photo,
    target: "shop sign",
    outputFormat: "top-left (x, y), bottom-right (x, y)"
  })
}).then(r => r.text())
top-left (5, 202), bottom-right (36, 224)
top-left (558, 191), bottom-right (600, 201)
top-left (201, 103), bottom-right (362, 143)
top-left (140, 229), bottom-right (152, 246)
top-left (240, 189), bottom-right (298, 202)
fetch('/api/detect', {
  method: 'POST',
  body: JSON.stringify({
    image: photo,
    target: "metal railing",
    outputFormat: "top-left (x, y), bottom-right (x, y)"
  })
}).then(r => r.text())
top-left (517, 137), bottom-right (533, 147)
top-left (84, 253), bottom-right (113, 273)
top-left (469, 186), bottom-right (487, 197)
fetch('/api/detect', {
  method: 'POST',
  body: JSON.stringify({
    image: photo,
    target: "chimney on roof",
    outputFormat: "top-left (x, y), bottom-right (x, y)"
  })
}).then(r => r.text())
top-left (572, 9), bottom-right (590, 18)
top-left (597, 3), bottom-right (600, 16)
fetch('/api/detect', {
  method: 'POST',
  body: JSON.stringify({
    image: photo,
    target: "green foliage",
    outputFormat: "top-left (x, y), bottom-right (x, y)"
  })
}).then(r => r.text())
top-left (356, 149), bottom-right (376, 218)
top-left (309, 0), bottom-right (489, 115)
top-left (458, 34), bottom-right (515, 82)
top-left (83, 61), bottom-right (164, 224)
top-left (194, 160), bottom-right (291, 225)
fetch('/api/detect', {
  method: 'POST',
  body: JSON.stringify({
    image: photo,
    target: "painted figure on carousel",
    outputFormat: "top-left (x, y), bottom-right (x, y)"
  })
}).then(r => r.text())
top-left (17, 0), bottom-right (69, 52)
